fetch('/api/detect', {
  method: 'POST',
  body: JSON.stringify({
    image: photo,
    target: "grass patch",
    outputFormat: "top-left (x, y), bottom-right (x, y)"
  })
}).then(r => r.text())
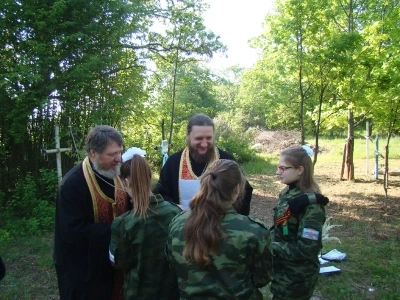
top-left (0, 233), bottom-right (58, 300)
top-left (242, 153), bottom-right (277, 175)
top-left (316, 135), bottom-right (400, 161)
top-left (316, 217), bottom-right (400, 300)
top-left (246, 135), bottom-right (400, 173)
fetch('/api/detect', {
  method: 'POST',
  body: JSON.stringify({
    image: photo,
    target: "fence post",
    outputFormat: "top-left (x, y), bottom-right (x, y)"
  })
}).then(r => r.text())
top-left (374, 134), bottom-right (379, 180)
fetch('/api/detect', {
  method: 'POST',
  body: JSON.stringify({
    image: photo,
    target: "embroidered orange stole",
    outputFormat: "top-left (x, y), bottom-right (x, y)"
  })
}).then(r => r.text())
top-left (82, 157), bottom-right (127, 300)
top-left (179, 147), bottom-right (220, 180)
top-left (178, 147), bottom-right (220, 204)
top-left (82, 157), bottom-right (128, 223)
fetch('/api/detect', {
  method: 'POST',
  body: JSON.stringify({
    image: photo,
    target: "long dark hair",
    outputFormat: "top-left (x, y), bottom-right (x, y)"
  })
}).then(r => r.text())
top-left (183, 159), bottom-right (244, 266)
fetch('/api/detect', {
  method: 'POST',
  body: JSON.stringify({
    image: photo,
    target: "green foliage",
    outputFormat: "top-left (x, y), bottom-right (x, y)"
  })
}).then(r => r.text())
top-left (240, 0), bottom-right (400, 143)
top-left (0, 169), bottom-right (57, 242)
top-left (0, 0), bottom-right (225, 209)
top-left (146, 62), bottom-right (222, 151)
top-left (7, 174), bottom-right (38, 219)
top-left (216, 134), bottom-right (256, 164)
top-left (214, 119), bottom-right (257, 164)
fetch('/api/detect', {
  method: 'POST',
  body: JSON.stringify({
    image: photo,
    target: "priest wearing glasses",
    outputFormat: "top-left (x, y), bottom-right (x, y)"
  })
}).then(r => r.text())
top-left (153, 113), bottom-right (253, 215)
top-left (54, 125), bottom-right (129, 300)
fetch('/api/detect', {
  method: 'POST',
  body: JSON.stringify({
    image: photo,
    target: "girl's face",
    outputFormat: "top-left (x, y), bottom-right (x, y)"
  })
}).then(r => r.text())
top-left (276, 156), bottom-right (304, 185)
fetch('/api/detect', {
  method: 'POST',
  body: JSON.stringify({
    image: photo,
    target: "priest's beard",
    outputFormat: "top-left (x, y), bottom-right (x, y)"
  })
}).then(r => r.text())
top-left (92, 161), bottom-right (121, 179)
top-left (189, 145), bottom-right (215, 165)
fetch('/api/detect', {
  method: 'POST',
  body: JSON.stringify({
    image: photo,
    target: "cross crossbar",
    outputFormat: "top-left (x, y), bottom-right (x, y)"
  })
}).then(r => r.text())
top-left (43, 125), bottom-right (71, 184)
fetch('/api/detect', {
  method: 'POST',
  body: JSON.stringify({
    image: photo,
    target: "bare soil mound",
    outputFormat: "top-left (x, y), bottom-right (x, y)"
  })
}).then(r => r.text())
top-left (254, 130), bottom-right (301, 153)
top-left (254, 130), bottom-right (329, 154)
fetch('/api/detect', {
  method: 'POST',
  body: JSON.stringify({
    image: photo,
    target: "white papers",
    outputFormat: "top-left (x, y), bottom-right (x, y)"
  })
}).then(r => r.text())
top-left (319, 266), bottom-right (341, 274)
top-left (318, 256), bottom-right (329, 265)
top-left (321, 249), bottom-right (347, 261)
top-left (319, 249), bottom-right (346, 276)
top-left (179, 179), bottom-right (200, 210)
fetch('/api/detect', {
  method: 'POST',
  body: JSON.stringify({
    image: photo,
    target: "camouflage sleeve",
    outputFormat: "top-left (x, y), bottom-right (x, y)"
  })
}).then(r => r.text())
top-left (252, 230), bottom-right (273, 287)
top-left (109, 215), bottom-right (135, 270)
top-left (272, 204), bottom-right (325, 261)
top-left (165, 214), bottom-right (184, 269)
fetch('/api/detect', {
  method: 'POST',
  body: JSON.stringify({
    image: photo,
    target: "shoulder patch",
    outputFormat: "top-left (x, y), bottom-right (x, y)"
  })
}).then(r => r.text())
top-left (301, 228), bottom-right (319, 240)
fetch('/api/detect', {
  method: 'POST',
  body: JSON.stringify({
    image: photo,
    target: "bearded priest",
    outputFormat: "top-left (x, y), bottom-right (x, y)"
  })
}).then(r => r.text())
top-left (54, 125), bottom-right (129, 300)
top-left (153, 113), bottom-right (253, 215)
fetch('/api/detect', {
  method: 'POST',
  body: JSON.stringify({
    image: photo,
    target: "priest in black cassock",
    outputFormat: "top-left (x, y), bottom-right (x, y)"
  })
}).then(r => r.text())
top-left (54, 125), bottom-right (129, 300)
top-left (153, 113), bottom-right (252, 215)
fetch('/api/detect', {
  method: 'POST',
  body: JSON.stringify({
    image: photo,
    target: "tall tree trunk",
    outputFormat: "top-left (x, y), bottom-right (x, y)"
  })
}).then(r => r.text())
top-left (384, 100), bottom-right (400, 198)
top-left (346, 109), bottom-right (355, 180)
top-left (168, 47), bottom-right (179, 154)
top-left (340, 143), bottom-right (346, 180)
top-left (313, 73), bottom-right (327, 166)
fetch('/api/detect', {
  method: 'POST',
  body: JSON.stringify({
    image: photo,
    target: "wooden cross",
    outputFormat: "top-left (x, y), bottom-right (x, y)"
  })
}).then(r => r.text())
top-left (43, 125), bottom-right (71, 184)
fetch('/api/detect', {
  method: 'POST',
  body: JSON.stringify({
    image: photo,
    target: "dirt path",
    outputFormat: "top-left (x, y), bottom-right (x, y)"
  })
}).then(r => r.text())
top-left (249, 193), bottom-right (276, 228)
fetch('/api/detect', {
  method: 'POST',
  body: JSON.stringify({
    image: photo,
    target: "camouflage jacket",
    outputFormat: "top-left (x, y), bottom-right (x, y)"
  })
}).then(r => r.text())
top-left (270, 186), bottom-right (326, 300)
top-left (109, 194), bottom-right (181, 300)
top-left (166, 207), bottom-right (272, 300)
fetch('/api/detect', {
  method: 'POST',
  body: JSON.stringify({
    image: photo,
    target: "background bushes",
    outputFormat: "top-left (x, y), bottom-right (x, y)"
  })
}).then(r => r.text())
top-left (0, 169), bottom-right (58, 242)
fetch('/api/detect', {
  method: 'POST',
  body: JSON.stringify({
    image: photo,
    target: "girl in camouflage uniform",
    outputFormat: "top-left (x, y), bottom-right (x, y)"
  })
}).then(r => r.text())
top-left (270, 145), bottom-right (328, 300)
top-left (109, 148), bottom-right (181, 300)
top-left (167, 159), bottom-right (272, 300)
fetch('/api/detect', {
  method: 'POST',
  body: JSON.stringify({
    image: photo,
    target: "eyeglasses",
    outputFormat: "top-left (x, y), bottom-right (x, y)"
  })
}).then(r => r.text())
top-left (277, 165), bottom-right (293, 172)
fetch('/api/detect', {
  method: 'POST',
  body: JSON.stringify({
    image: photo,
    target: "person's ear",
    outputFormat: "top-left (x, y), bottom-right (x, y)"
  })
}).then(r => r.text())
top-left (89, 149), bottom-right (96, 158)
top-left (124, 178), bottom-right (131, 187)
top-left (298, 166), bottom-right (304, 176)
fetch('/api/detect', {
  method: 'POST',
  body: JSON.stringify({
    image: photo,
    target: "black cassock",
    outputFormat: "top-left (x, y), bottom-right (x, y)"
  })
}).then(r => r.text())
top-left (153, 148), bottom-right (253, 215)
top-left (54, 162), bottom-right (126, 299)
